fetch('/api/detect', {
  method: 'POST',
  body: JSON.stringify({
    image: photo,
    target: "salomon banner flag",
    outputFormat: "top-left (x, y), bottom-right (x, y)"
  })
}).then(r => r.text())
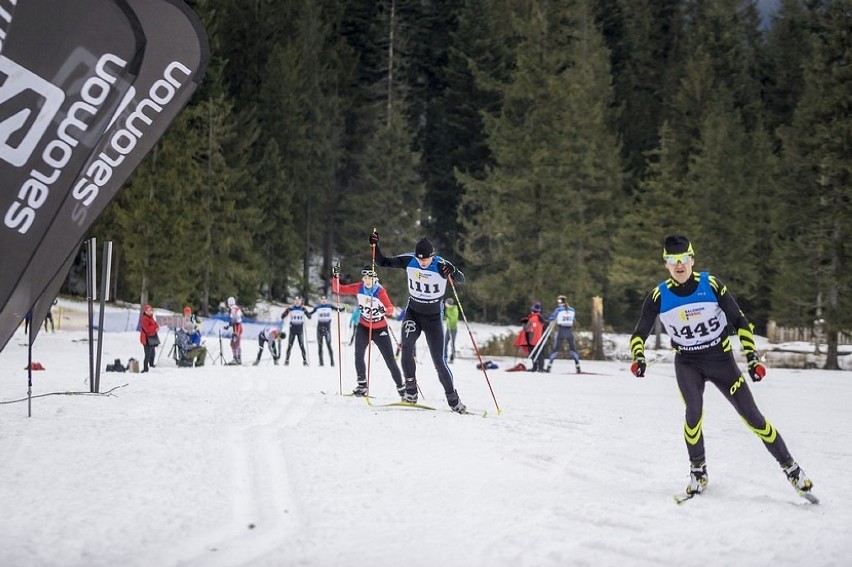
top-left (0, 0), bottom-right (145, 346)
top-left (14, 0), bottom-right (209, 349)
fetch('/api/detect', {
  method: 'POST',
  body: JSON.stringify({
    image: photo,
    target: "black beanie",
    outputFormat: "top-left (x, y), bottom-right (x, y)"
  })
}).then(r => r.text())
top-left (415, 238), bottom-right (434, 259)
top-left (663, 235), bottom-right (694, 256)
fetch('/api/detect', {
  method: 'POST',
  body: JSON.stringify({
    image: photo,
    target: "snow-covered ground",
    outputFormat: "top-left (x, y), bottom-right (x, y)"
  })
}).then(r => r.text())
top-left (1, 300), bottom-right (851, 567)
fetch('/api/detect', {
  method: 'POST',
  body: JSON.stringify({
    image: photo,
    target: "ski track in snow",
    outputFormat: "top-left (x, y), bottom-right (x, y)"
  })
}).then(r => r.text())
top-left (172, 384), bottom-right (311, 566)
top-left (2, 307), bottom-right (852, 567)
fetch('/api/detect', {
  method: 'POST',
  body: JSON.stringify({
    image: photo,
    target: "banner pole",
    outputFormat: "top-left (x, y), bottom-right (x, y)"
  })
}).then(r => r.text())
top-left (94, 241), bottom-right (112, 393)
top-left (87, 238), bottom-right (97, 393)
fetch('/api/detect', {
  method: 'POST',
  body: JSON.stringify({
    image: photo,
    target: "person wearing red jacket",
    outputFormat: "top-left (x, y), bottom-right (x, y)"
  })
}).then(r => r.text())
top-left (332, 264), bottom-right (404, 398)
top-left (139, 304), bottom-right (160, 373)
top-left (519, 302), bottom-right (547, 372)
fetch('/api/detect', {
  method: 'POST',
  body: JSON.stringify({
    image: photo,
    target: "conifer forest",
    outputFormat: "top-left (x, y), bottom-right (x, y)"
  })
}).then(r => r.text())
top-left (81, 0), bottom-right (850, 357)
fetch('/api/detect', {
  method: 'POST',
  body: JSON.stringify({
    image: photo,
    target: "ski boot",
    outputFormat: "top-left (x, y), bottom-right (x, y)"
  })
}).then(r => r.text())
top-left (402, 377), bottom-right (418, 404)
top-left (783, 461), bottom-right (817, 502)
top-left (447, 390), bottom-right (467, 414)
top-left (396, 384), bottom-right (406, 400)
top-left (686, 461), bottom-right (708, 496)
top-left (351, 382), bottom-right (369, 397)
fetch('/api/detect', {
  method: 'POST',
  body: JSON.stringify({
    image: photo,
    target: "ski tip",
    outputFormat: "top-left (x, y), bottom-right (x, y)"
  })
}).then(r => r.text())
top-left (673, 492), bottom-right (695, 505)
top-left (800, 492), bottom-right (820, 505)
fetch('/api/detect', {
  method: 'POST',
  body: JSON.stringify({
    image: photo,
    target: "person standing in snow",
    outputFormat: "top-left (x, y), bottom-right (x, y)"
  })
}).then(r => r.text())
top-left (253, 326), bottom-right (282, 366)
top-left (519, 302), bottom-right (547, 372)
top-left (281, 296), bottom-right (310, 366)
top-left (544, 295), bottom-right (581, 373)
top-left (629, 235), bottom-right (816, 501)
top-left (370, 230), bottom-right (468, 413)
top-left (332, 265), bottom-right (404, 397)
top-left (224, 296), bottom-right (243, 365)
top-left (139, 304), bottom-right (160, 372)
top-left (443, 298), bottom-right (459, 363)
top-left (309, 295), bottom-right (343, 367)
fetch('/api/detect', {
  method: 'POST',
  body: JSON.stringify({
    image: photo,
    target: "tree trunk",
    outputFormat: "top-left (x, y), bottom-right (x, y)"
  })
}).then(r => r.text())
top-left (824, 327), bottom-right (840, 370)
top-left (591, 296), bottom-right (604, 360)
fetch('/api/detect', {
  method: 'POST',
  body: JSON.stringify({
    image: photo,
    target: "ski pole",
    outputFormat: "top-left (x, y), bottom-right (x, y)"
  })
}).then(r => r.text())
top-left (529, 320), bottom-right (555, 365)
top-left (446, 275), bottom-right (501, 415)
top-left (334, 264), bottom-right (343, 395)
top-left (365, 228), bottom-right (378, 395)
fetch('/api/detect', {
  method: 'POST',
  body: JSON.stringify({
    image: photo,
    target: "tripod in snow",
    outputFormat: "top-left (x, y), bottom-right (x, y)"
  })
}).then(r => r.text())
top-left (212, 330), bottom-right (228, 365)
top-left (156, 327), bottom-right (179, 365)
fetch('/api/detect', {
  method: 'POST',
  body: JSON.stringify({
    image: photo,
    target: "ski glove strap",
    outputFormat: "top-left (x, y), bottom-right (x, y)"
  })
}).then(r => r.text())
top-left (631, 356), bottom-right (646, 378)
top-left (746, 352), bottom-right (766, 382)
top-left (439, 261), bottom-right (456, 278)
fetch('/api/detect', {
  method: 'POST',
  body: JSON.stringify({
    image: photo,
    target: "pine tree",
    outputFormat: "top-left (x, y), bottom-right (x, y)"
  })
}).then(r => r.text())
top-left (609, 122), bottom-right (695, 328)
top-left (335, 0), bottom-right (425, 298)
top-left (773, 0), bottom-right (852, 369)
top-left (459, 0), bottom-right (622, 321)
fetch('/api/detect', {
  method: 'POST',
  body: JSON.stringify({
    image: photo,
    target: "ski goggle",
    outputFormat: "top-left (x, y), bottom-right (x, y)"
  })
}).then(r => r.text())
top-left (361, 269), bottom-right (377, 278)
top-left (664, 253), bottom-right (693, 265)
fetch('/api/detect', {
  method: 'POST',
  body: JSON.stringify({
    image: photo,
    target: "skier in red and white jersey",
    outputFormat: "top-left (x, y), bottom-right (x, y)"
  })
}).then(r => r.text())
top-left (332, 265), bottom-right (404, 397)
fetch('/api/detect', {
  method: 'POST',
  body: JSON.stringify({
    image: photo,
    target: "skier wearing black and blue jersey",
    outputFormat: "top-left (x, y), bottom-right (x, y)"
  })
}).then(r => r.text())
top-left (370, 230), bottom-right (468, 413)
top-left (309, 296), bottom-right (343, 367)
top-left (629, 235), bottom-right (815, 502)
top-left (544, 295), bottom-right (581, 373)
top-left (281, 296), bottom-right (311, 366)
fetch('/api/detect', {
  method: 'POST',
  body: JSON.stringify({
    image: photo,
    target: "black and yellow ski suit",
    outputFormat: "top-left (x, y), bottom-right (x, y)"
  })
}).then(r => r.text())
top-left (630, 271), bottom-right (794, 468)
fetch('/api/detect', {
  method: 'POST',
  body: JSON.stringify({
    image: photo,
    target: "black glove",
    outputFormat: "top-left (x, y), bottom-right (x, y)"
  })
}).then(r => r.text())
top-left (746, 352), bottom-right (766, 382)
top-left (631, 356), bottom-right (646, 377)
top-left (369, 229), bottom-right (379, 246)
top-left (438, 260), bottom-right (455, 278)
top-left (332, 263), bottom-right (340, 278)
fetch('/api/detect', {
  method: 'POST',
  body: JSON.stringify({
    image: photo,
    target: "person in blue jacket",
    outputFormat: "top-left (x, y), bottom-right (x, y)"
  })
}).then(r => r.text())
top-left (309, 295), bottom-right (344, 366)
top-left (281, 296), bottom-right (311, 366)
top-left (544, 295), bottom-right (581, 373)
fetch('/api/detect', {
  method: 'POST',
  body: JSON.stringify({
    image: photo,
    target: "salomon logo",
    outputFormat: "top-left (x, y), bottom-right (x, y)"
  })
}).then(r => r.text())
top-left (0, 56), bottom-right (65, 167)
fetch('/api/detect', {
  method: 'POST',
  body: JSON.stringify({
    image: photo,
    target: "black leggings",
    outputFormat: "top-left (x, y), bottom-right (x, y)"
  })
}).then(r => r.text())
top-left (317, 323), bottom-right (334, 364)
top-left (143, 344), bottom-right (156, 370)
top-left (400, 309), bottom-right (456, 395)
top-left (354, 324), bottom-right (402, 387)
top-left (675, 352), bottom-right (792, 466)
top-left (286, 325), bottom-right (307, 361)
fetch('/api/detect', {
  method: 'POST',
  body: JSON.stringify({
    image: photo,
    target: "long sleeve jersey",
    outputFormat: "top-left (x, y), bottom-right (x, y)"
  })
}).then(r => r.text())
top-left (630, 271), bottom-right (759, 361)
top-left (374, 244), bottom-right (465, 316)
top-left (331, 278), bottom-right (394, 329)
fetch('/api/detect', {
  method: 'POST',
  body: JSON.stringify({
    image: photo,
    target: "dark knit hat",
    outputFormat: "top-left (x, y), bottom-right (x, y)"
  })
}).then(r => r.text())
top-left (361, 265), bottom-right (378, 277)
top-left (532, 302), bottom-right (542, 313)
top-left (415, 238), bottom-right (434, 259)
top-left (663, 235), bottom-right (694, 256)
